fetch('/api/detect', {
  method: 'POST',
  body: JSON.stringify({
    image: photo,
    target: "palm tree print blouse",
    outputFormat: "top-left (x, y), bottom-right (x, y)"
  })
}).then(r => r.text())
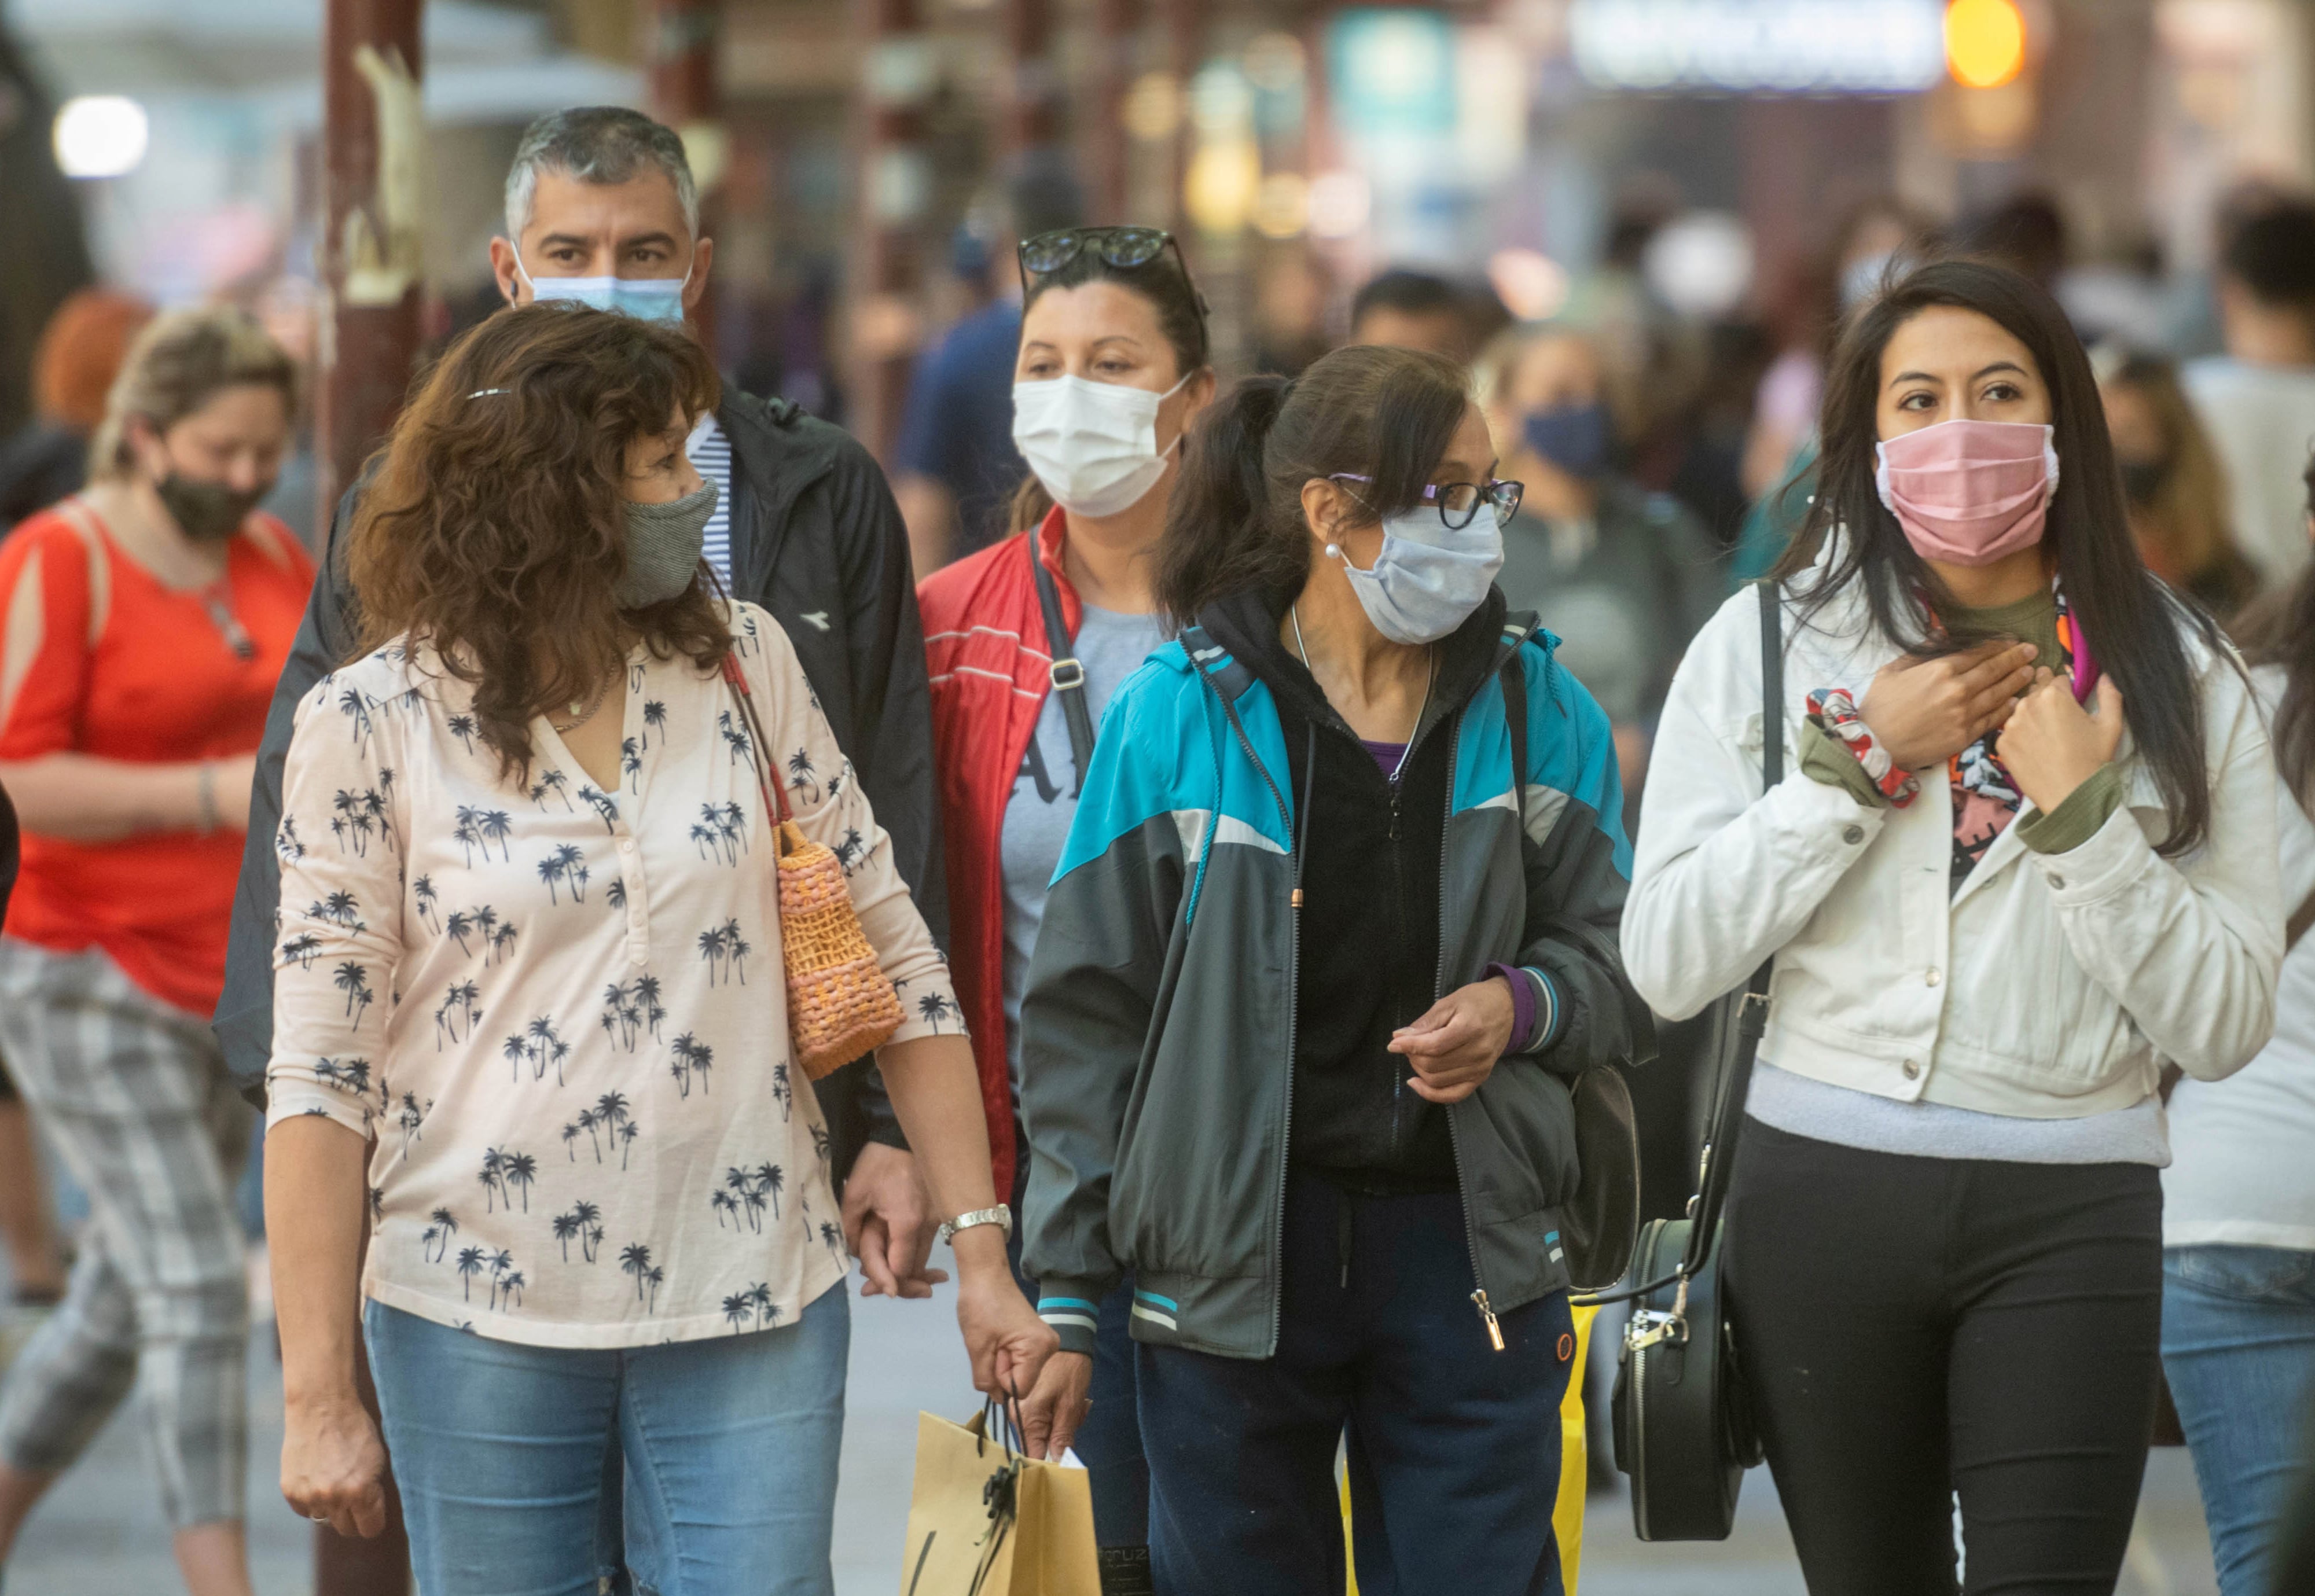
top-left (265, 603), bottom-right (962, 1348)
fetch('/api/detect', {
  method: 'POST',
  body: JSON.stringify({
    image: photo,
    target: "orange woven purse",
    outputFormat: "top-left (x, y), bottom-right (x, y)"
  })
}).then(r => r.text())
top-left (721, 653), bottom-right (903, 1079)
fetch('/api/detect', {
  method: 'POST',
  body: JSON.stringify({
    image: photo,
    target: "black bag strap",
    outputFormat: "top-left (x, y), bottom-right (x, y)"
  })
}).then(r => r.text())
top-left (1677, 580), bottom-right (1783, 1277)
top-left (1030, 545), bottom-right (1097, 786)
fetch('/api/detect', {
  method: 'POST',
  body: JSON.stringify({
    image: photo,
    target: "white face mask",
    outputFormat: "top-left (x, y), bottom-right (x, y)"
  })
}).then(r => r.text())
top-left (513, 246), bottom-right (692, 324)
top-left (1011, 370), bottom-right (1194, 518)
top-left (1331, 502), bottom-right (1504, 646)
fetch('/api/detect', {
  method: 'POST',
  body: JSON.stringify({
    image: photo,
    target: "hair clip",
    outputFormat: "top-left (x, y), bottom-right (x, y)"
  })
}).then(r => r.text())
top-left (467, 387), bottom-right (510, 399)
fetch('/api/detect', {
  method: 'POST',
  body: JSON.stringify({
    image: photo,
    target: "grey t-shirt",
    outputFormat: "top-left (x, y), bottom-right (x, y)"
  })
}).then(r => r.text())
top-left (1000, 602), bottom-right (1167, 1092)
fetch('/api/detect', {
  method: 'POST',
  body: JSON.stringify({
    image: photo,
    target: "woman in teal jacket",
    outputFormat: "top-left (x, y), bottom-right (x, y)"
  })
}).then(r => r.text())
top-left (1015, 345), bottom-right (1648, 1594)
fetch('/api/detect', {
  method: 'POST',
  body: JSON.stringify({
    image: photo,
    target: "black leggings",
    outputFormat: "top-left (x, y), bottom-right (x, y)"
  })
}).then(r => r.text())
top-left (1722, 1119), bottom-right (2162, 1595)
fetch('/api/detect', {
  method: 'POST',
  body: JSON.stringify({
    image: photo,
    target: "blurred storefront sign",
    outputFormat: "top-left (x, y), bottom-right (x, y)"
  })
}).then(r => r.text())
top-left (1325, 8), bottom-right (1530, 265)
top-left (1566, 0), bottom-right (1946, 94)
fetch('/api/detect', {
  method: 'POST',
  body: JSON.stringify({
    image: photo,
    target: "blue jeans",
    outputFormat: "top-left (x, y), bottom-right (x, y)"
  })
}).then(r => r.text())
top-left (1137, 1172), bottom-right (1572, 1596)
top-left (365, 1285), bottom-right (848, 1596)
top-left (2162, 1245), bottom-right (2315, 1596)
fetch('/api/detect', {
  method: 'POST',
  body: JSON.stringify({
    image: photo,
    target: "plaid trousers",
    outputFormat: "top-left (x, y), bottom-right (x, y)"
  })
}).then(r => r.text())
top-left (0, 939), bottom-right (251, 1528)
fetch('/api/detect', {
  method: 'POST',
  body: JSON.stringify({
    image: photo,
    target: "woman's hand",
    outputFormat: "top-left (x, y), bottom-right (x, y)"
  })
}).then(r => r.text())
top-left (1018, 1350), bottom-right (1094, 1462)
top-left (1994, 674), bottom-right (2125, 815)
top-left (843, 1142), bottom-right (945, 1300)
top-left (951, 1229), bottom-right (1059, 1399)
top-left (280, 1389), bottom-right (389, 1538)
top-left (1859, 640), bottom-right (2039, 770)
top-left (1390, 977), bottom-right (1516, 1104)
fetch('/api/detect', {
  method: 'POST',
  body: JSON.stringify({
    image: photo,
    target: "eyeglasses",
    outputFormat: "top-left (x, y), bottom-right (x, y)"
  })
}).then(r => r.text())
top-left (1331, 475), bottom-right (1524, 531)
top-left (1020, 225), bottom-right (1177, 275)
top-left (1017, 226), bottom-right (1211, 348)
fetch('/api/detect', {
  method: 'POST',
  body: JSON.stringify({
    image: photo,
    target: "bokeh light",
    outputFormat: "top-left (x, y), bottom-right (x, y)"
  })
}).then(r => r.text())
top-left (1488, 248), bottom-right (1571, 321)
top-left (1184, 141), bottom-right (1261, 236)
top-left (1946, 0), bottom-right (2027, 89)
top-left (1254, 173), bottom-right (1311, 240)
top-left (1242, 31), bottom-right (1307, 94)
top-left (1306, 170), bottom-right (1372, 240)
top-left (53, 95), bottom-right (149, 179)
top-left (1644, 211), bottom-right (1757, 319)
top-left (1122, 71), bottom-right (1182, 143)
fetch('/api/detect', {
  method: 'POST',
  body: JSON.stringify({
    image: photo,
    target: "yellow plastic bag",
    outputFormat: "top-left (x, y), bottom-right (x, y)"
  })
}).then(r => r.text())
top-left (899, 1408), bottom-right (1100, 1596)
top-left (1344, 1303), bottom-right (1598, 1593)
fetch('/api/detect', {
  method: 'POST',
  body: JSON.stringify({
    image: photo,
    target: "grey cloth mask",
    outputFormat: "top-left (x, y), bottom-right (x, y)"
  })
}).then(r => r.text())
top-left (618, 482), bottom-right (716, 608)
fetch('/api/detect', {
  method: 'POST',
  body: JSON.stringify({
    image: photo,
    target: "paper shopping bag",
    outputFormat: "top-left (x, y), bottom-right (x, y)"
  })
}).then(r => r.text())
top-left (899, 1409), bottom-right (1099, 1596)
top-left (1018, 1439), bottom-right (1099, 1596)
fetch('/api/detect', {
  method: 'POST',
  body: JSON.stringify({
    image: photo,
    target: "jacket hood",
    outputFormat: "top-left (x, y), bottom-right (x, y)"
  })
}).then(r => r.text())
top-left (1195, 583), bottom-right (1519, 744)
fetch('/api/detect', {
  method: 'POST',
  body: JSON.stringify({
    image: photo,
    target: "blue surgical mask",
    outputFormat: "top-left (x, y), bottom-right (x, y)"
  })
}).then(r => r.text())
top-left (1331, 503), bottom-right (1504, 647)
top-left (1523, 402), bottom-right (1611, 480)
top-left (513, 246), bottom-right (692, 324)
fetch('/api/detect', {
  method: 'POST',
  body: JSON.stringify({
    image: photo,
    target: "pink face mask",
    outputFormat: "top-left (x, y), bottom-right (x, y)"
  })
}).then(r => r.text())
top-left (1873, 419), bottom-right (2060, 567)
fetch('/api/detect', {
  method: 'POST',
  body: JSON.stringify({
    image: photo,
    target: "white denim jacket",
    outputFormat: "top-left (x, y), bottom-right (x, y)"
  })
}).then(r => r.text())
top-left (1623, 556), bottom-right (2283, 1119)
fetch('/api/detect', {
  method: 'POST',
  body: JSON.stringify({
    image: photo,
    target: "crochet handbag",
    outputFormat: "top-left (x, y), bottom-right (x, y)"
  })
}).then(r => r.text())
top-left (721, 653), bottom-right (903, 1079)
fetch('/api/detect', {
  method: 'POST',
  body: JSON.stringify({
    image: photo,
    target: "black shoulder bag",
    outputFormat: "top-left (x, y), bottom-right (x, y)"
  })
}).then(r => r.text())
top-left (1030, 547), bottom-right (1096, 786)
top-left (1500, 643), bottom-right (1642, 1295)
top-left (1599, 578), bottom-right (1781, 1541)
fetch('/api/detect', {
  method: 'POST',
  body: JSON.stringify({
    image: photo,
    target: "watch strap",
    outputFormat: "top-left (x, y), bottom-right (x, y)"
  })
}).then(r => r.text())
top-left (939, 1205), bottom-right (1013, 1244)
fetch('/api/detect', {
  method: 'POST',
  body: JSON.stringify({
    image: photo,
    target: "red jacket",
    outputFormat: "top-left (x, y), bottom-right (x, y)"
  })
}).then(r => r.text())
top-left (918, 507), bottom-right (1079, 1197)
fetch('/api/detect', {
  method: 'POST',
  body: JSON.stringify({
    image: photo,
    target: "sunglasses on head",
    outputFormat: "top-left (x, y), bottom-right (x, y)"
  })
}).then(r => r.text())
top-left (1017, 226), bottom-right (1211, 349)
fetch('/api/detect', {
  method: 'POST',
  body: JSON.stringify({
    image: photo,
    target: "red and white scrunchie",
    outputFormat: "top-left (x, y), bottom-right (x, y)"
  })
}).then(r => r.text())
top-left (1807, 687), bottom-right (1920, 808)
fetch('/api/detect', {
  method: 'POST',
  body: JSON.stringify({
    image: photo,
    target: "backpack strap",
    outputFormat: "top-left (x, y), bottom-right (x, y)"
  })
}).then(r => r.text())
top-left (47, 497), bottom-right (112, 649)
top-left (1029, 542), bottom-right (1096, 787)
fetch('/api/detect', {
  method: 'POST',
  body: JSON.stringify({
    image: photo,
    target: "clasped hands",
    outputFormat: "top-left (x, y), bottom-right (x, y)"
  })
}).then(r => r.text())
top-left (1859, 638), bottom-right (2125, 813)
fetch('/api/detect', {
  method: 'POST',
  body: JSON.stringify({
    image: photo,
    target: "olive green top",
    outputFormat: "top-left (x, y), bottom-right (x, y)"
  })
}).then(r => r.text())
top-left (1799, 588), bottom-right (2122, 855)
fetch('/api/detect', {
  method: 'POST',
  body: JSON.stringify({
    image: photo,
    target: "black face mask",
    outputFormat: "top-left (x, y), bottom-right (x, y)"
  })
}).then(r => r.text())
top-left (2118, 457), bottom-right (2171, 509)
top-left (155, 473), bottom-right (269, 542)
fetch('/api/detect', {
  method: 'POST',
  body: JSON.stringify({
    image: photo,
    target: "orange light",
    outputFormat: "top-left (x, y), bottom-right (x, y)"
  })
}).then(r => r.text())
top-left (1946, 0), bottom-right (2027, 90)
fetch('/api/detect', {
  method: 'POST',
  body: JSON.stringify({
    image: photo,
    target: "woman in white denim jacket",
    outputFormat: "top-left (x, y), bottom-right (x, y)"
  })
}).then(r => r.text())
top-left (1623, 259), bottom-right (2280, 1592)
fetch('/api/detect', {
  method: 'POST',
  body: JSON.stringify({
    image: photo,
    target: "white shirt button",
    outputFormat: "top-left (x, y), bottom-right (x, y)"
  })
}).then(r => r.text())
top-left (1902, 1058), bottom-right (1921, 1080)
top-left (1925, 969), bottom-right (1941, 987)
top-left (620, 839), bottom-right (637, 855)
top-left (1841, 825), bottom-right (1865, 845)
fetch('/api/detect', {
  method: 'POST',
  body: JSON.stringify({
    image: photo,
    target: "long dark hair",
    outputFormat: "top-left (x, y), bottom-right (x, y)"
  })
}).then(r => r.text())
top-left (350, 303), bottom-right (729, 784)
top-left (2236, 456), bottom-right (2315, 812)
top-left (1006, 236), bottom-right (1211, 533)
top-left (1155, 344), bottom-right (1471, 627)
top-left (1774, 258), bottom-right (2220, 856)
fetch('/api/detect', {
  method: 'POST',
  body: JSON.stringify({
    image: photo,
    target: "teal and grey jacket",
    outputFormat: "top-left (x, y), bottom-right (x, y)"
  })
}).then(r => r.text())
top-left (1019, 598), bottom-right (1649, 1359)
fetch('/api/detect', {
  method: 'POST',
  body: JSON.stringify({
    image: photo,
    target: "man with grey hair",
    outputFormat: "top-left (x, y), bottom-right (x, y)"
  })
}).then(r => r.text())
top-left (219, 106), bottom-right (947, 1301)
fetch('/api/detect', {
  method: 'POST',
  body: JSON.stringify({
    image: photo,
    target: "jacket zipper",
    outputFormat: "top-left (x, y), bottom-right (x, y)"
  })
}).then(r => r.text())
top-left (1432, 707), bottom-right (1502, 1351)
top-left (1443, 632), bottom-right (1536, 1352)
top-left (1195, 667), bottom-right (1300, 1359)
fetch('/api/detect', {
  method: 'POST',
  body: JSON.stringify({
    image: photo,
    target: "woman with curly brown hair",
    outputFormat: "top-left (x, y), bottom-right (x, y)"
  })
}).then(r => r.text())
top-left (261, 303), bottom-right (1052, 1594)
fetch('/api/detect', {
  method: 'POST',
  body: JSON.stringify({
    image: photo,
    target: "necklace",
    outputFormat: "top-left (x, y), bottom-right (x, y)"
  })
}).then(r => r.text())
top-left (550, 674), bottom-right (613, 733)
top-left (1289, 604), bottom-right (1434, 779)
top-left (198, 576), bottom-right (255, 661)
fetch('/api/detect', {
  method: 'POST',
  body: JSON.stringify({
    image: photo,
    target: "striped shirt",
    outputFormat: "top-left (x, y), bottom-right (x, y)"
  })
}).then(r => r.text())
top-left (687, 413), bottom-right (734, 587)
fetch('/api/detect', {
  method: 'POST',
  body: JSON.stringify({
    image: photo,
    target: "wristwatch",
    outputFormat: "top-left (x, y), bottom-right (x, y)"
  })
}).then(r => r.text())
top-left (938, 1206), bottom-right (1014, 1245)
